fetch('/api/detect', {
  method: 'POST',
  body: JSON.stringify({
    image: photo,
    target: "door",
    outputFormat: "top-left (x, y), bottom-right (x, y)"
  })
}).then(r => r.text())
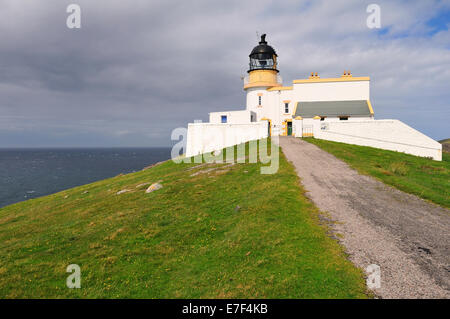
top-left (287, 121), bottom-right (292, 136)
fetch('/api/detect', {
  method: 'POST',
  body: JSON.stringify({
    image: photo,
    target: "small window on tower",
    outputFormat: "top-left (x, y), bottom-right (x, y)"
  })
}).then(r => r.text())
top-left (339, 116), bottom-right (349, 121)
top-left (221, 115), bottom-right (227, 123)
top-left (258, 96), bottom-right (262, 106)
top-left (284, 103), bottom-right (289, 113)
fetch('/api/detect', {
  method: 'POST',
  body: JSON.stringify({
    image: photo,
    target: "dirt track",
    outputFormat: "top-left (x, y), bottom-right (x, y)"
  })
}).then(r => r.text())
top-left (279, 137), bottom-right (449, 299)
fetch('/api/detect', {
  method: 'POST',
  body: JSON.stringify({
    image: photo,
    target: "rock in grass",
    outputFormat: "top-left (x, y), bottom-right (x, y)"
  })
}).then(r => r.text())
top-left (116, 189), bottom-right (130, 195)
top-left (235, 205), bottom-right (241, 212)
top-left (145, 183), bottom-right (163, 193)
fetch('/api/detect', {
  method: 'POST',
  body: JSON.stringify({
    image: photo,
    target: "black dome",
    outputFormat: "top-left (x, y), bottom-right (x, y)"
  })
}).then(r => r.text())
top-left (249, 34), bottom-right (277, 59)
top-left (247, 34), bottom-right (279, 73)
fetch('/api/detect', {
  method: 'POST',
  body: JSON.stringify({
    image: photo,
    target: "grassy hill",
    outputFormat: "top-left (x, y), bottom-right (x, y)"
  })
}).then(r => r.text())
top-left (0, 143), bottom-right (368, 298)
top-left (305, 138), bottom-right (450, 208)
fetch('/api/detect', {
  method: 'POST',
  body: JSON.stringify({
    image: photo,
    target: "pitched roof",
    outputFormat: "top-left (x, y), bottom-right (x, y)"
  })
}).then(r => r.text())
top-left (294, 100), bottom-right (372, 118)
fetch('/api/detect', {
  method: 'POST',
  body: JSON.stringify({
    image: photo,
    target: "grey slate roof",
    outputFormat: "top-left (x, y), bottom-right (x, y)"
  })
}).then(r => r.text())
top-left (294, 100), bottom-right (372, 118)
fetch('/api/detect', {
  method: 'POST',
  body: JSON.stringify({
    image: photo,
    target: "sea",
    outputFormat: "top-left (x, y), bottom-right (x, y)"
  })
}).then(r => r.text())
top-left (0, 148), bottom-right (171, 208)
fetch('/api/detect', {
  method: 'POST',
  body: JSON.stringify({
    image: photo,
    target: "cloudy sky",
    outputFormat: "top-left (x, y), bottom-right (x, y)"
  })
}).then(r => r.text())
top-left (0, 0), bottom-right (449, 147)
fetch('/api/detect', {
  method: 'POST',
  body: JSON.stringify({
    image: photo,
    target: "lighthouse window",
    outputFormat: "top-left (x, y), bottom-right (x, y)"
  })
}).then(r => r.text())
top-left (258, 96), bottom-right (262, 106)
top-left (221, 115), bottom-right (227, 123)
top-left (284, 103), bottom-right (289, 113)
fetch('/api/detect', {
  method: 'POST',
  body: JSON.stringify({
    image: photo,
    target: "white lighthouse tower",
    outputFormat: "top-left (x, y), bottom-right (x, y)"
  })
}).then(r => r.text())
top-left (244, 34), bottom-right (283, 135)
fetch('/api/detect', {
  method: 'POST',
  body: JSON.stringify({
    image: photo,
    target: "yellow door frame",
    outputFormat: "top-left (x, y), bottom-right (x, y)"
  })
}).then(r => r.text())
top-left (282, 119), bottom-right (292, 136)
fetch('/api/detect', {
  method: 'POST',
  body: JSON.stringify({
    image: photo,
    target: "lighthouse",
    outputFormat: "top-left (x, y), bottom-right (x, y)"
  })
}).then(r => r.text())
top-left (244, 34), bottom-right (284, 135)
top-left (184, 34), bottom-right (442, 160)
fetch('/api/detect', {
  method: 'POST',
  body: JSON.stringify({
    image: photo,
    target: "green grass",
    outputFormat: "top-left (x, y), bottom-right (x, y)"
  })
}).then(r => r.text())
top-left (0, 142), bottom-right (368, 298)
top-left (305, 138), bottom-right (450, 208)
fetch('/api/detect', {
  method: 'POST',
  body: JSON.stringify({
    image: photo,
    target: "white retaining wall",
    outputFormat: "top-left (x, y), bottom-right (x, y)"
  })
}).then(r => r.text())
top-left (313, 119), bottom-right (442, 161)
top-left (185, 122), bottom-right (268, 157)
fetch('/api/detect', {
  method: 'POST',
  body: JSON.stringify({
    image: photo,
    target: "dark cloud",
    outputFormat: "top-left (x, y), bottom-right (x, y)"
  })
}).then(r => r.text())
top-left (0, 0), bottom-right (449, 147)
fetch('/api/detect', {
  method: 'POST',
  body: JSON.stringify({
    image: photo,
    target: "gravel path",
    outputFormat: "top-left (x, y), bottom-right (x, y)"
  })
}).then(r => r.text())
top-left (279, 137), bottom-right (449, 299)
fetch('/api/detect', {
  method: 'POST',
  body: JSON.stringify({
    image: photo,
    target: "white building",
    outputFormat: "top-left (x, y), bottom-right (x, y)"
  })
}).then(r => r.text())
top-left (186, 34), bottom-right (442, 161)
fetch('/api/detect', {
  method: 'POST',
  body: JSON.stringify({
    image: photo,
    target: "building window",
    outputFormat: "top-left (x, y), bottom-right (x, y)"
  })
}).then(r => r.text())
top-left (339, 116), bottom-right (349, 121)
top-left (284, 103), bottom-right (289, 113)
top-left (258, 96), bottom-right (262, 106)
top-left (221, 115), bottom-right (227, 123)
top-left (320, 117), bottom-right (326, 121)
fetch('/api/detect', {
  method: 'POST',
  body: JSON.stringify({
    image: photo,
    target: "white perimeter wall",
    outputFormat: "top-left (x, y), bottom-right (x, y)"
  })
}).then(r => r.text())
top-left (313, 119), bottom-right (442, 161)
top-left (185, 122), bottom-right (268, 157)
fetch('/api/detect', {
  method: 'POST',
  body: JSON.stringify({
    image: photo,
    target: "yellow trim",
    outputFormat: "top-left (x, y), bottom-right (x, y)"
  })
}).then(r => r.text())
top-left (283, 100), bottom-right (291, 103)
top-left (257, 93), bottom-right (263, 96)
top-left (294, 116), bottom-right (302, 120)
top-left (313, 116), bottom-right (321, 120)
top-left (292, 102), bottom-right (299, 117)
top-left (267, 86), bottom-right (293, 91)
top-left (260, 117), bottom-right (272, 136)
top-left (293, 76), bottom-right (370, 84)
top-left (244, 82), bottom-right (279, 89)
top-left (367, 100), bottom-right (374, 116)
